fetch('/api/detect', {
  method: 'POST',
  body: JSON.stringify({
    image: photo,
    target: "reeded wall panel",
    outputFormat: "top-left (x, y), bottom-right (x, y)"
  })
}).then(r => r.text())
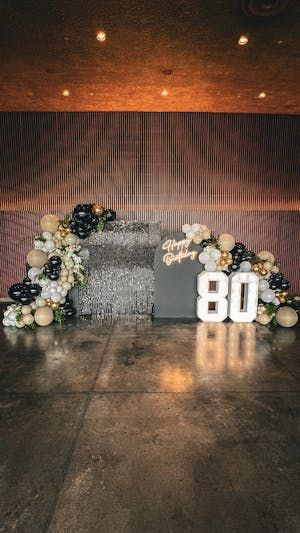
top-left (0, 112), bottom-right (299, 296)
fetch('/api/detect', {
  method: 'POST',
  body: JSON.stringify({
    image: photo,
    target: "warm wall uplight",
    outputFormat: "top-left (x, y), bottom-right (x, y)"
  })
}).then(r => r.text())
top-left (238, 35), bottom-right (249, 46)
top-left (62, 89), bottom-right (70, 97)
top-left (258, 91), bottom-right (266, 99)
top-left (161, 89), bottom-right (169, 97)
top-left (96, 31), bottom-right (106, 42)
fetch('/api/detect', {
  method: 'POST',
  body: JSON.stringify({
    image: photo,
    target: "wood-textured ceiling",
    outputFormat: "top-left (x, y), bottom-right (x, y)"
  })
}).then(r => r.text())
top-left (0, 0), bottom-right (299, 112)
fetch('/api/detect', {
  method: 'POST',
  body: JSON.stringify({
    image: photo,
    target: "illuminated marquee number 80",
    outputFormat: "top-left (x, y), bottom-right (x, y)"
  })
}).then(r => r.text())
top-left (197, 271), bottom-right (259, 323)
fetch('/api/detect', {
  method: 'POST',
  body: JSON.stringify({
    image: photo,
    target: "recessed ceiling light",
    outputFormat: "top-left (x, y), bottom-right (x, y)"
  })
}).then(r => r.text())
top-left (238, 35), bottom-right (249, 46)
top-left (62, 89), bottom-right (70, 97)
top-left (96, 31), bottom-right (106, 42)
top-left (258, 91), bottom-right (266, 99)
top-left (161, 89), bottom-right (169, 97)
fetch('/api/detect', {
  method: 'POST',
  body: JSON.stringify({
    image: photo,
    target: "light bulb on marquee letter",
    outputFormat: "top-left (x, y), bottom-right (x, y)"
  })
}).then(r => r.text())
top-left (197, 271), bottom-right (228, 322)
top-left (228, 272), bottom-right (259, 323)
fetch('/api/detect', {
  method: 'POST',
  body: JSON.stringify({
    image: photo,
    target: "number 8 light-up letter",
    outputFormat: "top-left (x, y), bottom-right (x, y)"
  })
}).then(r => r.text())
top-left (197, 272), bottom-right (229, 322)
top-left (197, 271), bottom-right (259, 322)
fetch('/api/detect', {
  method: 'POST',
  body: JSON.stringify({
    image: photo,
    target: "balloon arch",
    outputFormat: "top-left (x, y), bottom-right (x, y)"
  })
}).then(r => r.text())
top-left (2, 204), bottom-right (299, 330)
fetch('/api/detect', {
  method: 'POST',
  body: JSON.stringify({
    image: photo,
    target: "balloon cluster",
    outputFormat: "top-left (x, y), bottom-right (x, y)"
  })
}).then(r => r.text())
top-left (69, 203), bottom-right (116, 239)
top-left (182, 223), bottom-right (211, 244)
top-left (269, 272), bottom-right (289, 292)
top-left (43, 256), bottom-right (62, 281)
top-left (228, 242), bottom-right (256, 273)
top-left (8, 281), bottom-right (41, 305)
top-left (3, 202), bottom-right (117, 330)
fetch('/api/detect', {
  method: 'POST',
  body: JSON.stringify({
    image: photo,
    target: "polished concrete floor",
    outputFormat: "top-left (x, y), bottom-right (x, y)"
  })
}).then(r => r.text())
top-left (0, 316), bottom-right (299, 533)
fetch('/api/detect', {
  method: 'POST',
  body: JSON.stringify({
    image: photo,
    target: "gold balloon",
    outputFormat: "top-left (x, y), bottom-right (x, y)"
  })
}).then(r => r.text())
top-left (93, 204), bottom-right (105, 215)
top-left (276, 307), bottom-right (298, 328)
top-left (252, 264), bottom-right (260, 273)
top-left (51, 302), bottom-right (60, 311)
top-left (34, 306), bottom-right (54, 327)
top-left (219, 258), bottom-right (227, 267)
top-left (278, 296), bottom-right (286, 304)
top-left (58, 224), bottom-right (64, 231)
top-left (260, 268), bottom-right (267, 276)
top-left (227, 258), bottom-right (233, 265)
top-left (27, 249), bottom-right (48, 268)
top-left (40, 214), bottom-right (59, 234)
top-left (221, 251), bottom-right (229, 258)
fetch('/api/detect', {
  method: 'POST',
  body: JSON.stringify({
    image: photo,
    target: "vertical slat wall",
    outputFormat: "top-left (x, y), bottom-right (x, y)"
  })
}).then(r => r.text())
top-left (0, 112), bottom-right (299, 296)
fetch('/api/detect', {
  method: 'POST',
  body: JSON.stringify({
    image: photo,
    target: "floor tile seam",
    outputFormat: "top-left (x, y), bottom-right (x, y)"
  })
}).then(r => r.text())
top-left (1, 389), bottom-right (300, 399)
top-left (89, 389), bottom-right (300, 395)
top-left (42, 327), bottom-right (115, 533)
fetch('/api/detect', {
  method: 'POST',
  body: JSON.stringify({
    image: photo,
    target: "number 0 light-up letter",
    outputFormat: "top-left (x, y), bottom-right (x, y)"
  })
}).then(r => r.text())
top-left (197, 272), bottom-right (228, 322)
top-left (228, 272), bottom-right (259, 322)
top-left (197, 271), bottom-right (259, 323)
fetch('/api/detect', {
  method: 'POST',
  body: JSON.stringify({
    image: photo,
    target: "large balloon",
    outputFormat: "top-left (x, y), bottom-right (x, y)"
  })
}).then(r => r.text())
top-left (257, 250), bottom-right (275, 263)
top-left (27, 249), bottom-right (48, 268)
top-left (34, 306), bottom-right (54, 326)
top-left (276, 307), bottom-right (298, 328)
top-left (218, 233), bottom-right (235, 252)
top-left (261, 288), bottom-right (276, 303)
top-left (40, 214), bottom-right (59, 234)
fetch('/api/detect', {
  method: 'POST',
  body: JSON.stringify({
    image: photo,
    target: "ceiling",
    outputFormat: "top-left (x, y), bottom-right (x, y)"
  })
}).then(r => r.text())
top-left (0, 0), bottom-right (299, 113)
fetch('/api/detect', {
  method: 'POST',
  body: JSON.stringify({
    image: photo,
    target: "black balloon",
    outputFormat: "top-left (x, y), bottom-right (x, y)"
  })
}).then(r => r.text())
top-left (28, 284), bottom-right (41, 297)
top-left (8, 283), bottom-right (24, 302)
top-left (104, 209), bottom-right (116, 221)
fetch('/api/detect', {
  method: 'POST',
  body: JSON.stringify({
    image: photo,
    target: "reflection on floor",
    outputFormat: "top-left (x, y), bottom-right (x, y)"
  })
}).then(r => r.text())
top-left (0, 317), bottom-right (299, 532)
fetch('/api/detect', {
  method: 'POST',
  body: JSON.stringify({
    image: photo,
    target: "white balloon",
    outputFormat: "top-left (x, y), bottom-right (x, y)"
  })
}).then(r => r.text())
top-left (50, 286), bottom-right (58, 294)
top-left (34, 240), bottom-right (44, 250)
top-left (44, 240), bottom-right (55, 251)
top-left (240, 261), bottom-right (251, 272)
top-left (50, 281), bottom-right (58, 288)
top-left (210, 249), bottom-right (221, 261)
top-left (42, 231), bottom-right (53, 240)
top-left (182, 224), bottom-right (191, 234)
top-left (272, 297), bottom-right (280, 306)
top-left (51, 293), bottom-right (61, 303)
top-left (258, 279), bottom-right (269, 292)
top-left (261, 289), bottom-right (276, 303)
top-left (198, 251), bottom-right (211, 264)
top-left (42, 289), bottom-right (51, 299)
top-left (191, 223), bottom-right (201, 232)
top-left (186, 230), bottom-right (194, 240)
top-left (3, 318), bottom-right (11, 327)
top-left (204, 261), bottom-right (217, 272)
top-left (28, 267), bottom-right (42, 280)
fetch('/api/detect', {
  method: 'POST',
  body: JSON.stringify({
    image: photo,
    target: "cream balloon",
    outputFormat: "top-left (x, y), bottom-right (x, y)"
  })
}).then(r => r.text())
top-left (27, 249), bottom-right (48, 268)
top-left (40, 214), bottom-right (59, 234)
top-left (276, 307), bottom-right (298, 328)
top-left (256, 313), bottom-right (272, 325)
top-left (21, 305), bottom-right (32, 316)
top-left (257, 250), bottom-right (275, 263)
top-left (23, 314), bottom-right (35, 326)
top-left (64, 233), bottom-right (78, 245)
top-left (34, 306), bottom-right (54, 327)
top-left (218, 233), bottom-right (235, 252)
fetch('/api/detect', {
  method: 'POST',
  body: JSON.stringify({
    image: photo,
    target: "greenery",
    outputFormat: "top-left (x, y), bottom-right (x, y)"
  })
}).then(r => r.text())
top-left (54, 309), bottom-right (66, 324)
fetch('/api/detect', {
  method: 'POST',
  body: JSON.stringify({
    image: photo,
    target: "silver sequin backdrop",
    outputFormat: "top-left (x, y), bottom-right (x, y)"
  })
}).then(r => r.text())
top-left (0, 112), bottom-right (299, 296)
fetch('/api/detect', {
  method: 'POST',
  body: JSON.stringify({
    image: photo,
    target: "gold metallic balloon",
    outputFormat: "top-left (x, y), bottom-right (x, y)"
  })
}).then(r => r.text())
top-left (219, 258), bottom-right (227, 267)
top-left (93, 204), bottom-right (105, 215)
top-left (58, 224), bottom-right (64, 231)
top-left (252, 264), bottom-right (259, 272)
top-left (260, 268), bottom-right (267, 276)
top-left (221, 251), bottom-right (229, 258)
top-left (51, 302), bottom-right (60, 311)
